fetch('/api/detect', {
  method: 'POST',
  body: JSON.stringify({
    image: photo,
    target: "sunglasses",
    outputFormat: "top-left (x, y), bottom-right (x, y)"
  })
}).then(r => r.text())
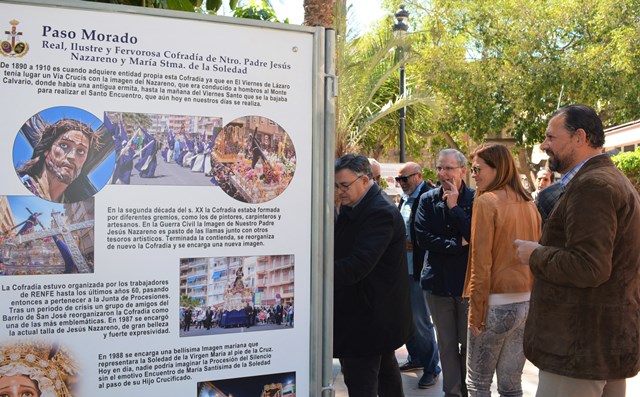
top-left (395, 172), bottom-right (418, 183)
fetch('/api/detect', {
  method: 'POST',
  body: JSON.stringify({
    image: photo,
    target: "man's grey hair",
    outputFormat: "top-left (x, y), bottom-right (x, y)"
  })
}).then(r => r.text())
top-left (335, 154), bottom-right (373, 178)
top-left (438, 148), bottom-right (467, 168)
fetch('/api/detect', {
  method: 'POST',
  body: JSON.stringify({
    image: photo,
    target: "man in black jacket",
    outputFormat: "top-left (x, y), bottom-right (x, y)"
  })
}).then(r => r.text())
top-left (535, 181), bottom-right (562, 225)
top-left (415, 149), bottom-right (474, 397)
top-left (396, 162), bottom-right (441, 389)
top-left (334, 154), bottom-right (414, 396)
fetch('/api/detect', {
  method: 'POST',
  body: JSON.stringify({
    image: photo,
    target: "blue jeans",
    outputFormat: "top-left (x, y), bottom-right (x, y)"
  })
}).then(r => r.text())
top-left (467, 301), bottom-right (529, 397)
top-left (406, 278), bottom-right (441, 375)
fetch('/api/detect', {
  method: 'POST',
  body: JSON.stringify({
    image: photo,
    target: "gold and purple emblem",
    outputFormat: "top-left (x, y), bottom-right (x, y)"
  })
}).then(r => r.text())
top-left (1, 20), bottom-right (29, 58)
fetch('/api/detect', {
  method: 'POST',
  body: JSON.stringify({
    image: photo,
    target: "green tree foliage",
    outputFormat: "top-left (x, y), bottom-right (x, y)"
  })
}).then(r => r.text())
top-left (612, 148), bottom-right (640, 193)
top-left (422, 166), bottom-right (437, 183)
top-left (84, 0), bottom-right (195, 12)
top-left (335, 5), bottom-right (436, 157)
top-left (83, 0), bottom-right (277, 16)
top-left (180, 294), bottom-right (200, 308)
top-left (233, 0), bottom-right (287, 22)
top-left (393, 0), bottom-right (640, 158)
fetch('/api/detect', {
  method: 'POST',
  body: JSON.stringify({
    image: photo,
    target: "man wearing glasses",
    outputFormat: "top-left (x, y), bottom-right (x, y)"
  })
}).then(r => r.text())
top-left (415, 149), bottom-right (474, 397)
top-left (395, 162), bottom-right (441, 389)
top-left (334, 154), bottom-right (414, 396)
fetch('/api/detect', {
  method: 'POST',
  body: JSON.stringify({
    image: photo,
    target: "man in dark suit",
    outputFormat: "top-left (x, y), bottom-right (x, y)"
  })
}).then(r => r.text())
top-left (205, 307), bottom-right (214, 330)
top-left (182, 307), bottom-right (192, 332)
top-left (535, 181), bottom-right (562, 226)
top-left (396, 162), bottom-right (441, 389)
top-left (334, 154), bottom-right (414, 396)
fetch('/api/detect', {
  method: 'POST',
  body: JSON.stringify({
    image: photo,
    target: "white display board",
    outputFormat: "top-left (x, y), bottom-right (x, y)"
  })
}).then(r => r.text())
top-left (0, 1), bottom-right (320, 396)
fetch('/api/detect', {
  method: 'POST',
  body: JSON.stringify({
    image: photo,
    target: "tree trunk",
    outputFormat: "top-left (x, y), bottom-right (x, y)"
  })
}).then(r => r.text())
top-left (303, 0), bottom-right (337, 28)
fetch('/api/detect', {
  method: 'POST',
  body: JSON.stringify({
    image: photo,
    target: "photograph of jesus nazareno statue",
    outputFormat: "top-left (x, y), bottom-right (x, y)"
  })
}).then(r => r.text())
top-left (180, 255), bottom-right (295, 337)
top-left (0, 195), bottom-right (95, 276)
top-left (13, 106), bottom-right (115, 203)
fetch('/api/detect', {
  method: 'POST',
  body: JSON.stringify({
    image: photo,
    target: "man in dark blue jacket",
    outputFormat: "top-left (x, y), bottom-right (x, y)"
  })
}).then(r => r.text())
top-left (334, 154), bottom-right (414, 396)
top-left (415, 149), bottom-right (474, 397)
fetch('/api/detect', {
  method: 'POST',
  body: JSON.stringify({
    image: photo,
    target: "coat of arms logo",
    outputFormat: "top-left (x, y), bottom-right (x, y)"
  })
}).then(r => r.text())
top-left (1, 20), bottom-right (29, 57)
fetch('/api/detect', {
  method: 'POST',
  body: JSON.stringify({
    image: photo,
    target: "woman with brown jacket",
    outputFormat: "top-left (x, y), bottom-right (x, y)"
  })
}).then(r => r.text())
top-left (464, 143), bottom-right (542, 396)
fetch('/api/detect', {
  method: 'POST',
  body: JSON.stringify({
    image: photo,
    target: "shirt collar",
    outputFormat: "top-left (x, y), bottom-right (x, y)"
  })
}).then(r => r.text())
top-left (560, 153), bottom-right (605, 190)
top-left (401, 181), bottom-right (425, 202)
top-left (350, 181), bottom-right (375, 208)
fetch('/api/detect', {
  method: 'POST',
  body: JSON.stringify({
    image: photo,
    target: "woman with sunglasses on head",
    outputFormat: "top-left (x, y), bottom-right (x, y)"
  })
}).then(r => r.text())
top-left (463, 143), bottom-right (541, 397)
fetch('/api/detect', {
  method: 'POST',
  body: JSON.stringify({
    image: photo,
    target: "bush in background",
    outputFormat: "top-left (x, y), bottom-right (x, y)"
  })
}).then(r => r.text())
top-left (612, 148), bottom-right (640, 193)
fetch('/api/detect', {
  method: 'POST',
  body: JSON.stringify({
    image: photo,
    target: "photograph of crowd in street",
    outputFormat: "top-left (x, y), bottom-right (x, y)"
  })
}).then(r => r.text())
top-left (179, 254), bottom-right (294, 337)
top-left (0, 195), bottom-right (95, 276)
top-left (13, 106), bottom-right (115, 203)
top-left (197, 371), bottom-right (295, 397)
top-left (211, 116), bottom-right (296, 203)
top-left (104, 111), bottom-right (222, 186)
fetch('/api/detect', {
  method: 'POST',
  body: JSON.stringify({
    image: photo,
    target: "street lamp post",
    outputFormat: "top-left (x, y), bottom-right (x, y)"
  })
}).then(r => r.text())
top-left (393, 5), bottom-right (409, 163)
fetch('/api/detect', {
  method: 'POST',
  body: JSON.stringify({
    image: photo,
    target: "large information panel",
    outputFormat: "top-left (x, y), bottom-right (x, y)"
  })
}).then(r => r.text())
top-left (0, 1), bottom-right (317, 396)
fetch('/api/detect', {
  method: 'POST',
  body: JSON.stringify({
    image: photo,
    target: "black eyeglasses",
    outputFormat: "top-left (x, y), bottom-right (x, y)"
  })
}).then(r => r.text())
top-left (436, 166), bottom-right (462, 172)
top-left (335, 174), bottom-right (364, 191)
top-left (395, 173), bottom-right (418, 183)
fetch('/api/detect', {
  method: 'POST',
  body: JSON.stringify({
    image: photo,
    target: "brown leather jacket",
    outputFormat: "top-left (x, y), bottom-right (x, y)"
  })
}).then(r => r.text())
top-left (525, 155), bottom-right (640, 380)
top-left (463, 188), bottom-right (541, 328)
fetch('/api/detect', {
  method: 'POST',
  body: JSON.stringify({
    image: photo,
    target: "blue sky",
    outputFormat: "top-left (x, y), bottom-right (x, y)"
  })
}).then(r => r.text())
top-left (5, 195), bottom-right (66, 228)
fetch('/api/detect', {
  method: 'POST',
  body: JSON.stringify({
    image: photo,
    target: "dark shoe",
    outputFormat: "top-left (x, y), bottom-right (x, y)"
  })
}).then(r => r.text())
top-left (398, 360), bottom-right (421, 372)
top-left (418, 372), bottom-right (438, 389)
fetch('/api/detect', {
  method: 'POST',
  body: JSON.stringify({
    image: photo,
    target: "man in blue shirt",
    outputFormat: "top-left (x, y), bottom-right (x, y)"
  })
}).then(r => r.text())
top-left (397, 162), bottom-right (441, 389)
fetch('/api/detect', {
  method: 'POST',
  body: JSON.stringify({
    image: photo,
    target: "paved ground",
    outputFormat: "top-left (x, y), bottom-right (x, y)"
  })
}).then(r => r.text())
top-left (179, 322), bottom-right (292, 337)
top-left (127, 156), bottom-right (214, 186)
top-left (333, 346), bottom-right (640, 396)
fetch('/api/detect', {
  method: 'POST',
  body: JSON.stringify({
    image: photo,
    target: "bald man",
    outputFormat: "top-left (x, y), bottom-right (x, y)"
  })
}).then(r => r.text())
top-left (396, 162), bottom-right (441, 389)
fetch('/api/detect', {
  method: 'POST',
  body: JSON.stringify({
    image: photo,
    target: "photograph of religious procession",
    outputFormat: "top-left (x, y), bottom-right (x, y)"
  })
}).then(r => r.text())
top-left (0, 340), bottom-right (79, 397)
top-left (0, 195), bottom-right (94, 276)
top-left (104, 111), bottom-right (222, 186)
top-left (12, 106), bottom-right (115, 203)
top-left (197, 371), bottom-right (296, 397)
top-left (211, 116), bottom-right (296, 203)
top-left (179, 254), bottom-right (295, 337)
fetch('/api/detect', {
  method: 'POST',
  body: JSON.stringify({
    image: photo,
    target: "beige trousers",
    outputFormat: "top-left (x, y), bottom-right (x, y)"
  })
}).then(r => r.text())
top-left (536, 370), bottom-right (626, 397)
